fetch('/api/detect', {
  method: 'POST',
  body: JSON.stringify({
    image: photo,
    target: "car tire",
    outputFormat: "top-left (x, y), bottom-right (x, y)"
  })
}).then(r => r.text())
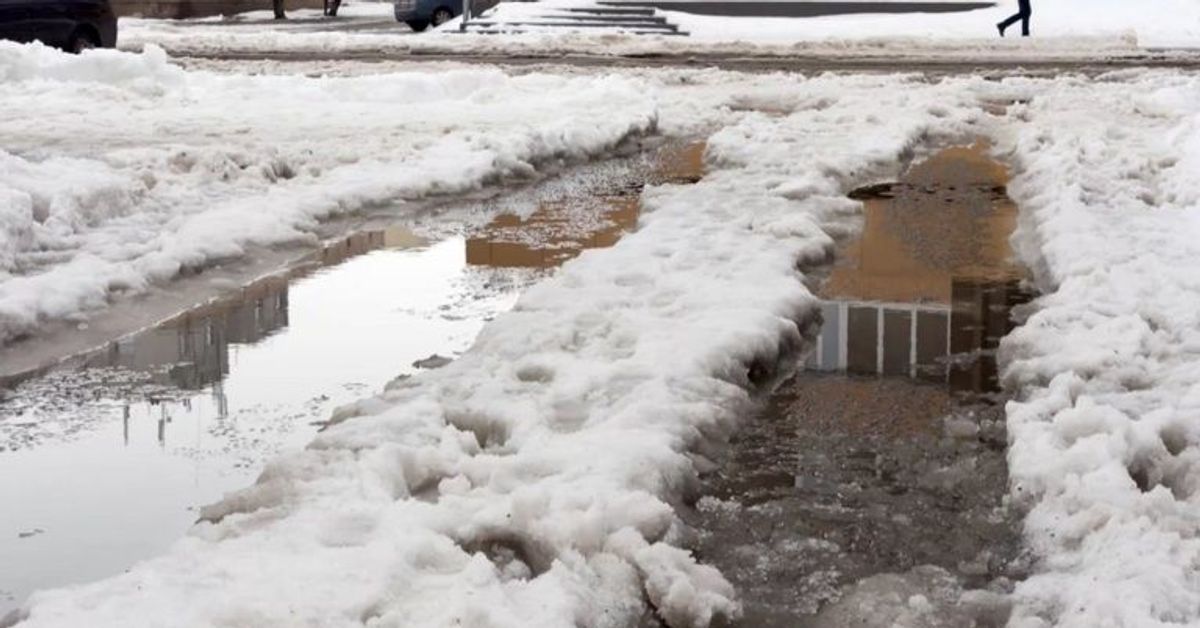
top-left (431, 7), bottom-right (453, 26)
top-left (406, 19), bottom-right (430, 31)
top-left (66, 27), bottom-right (99, 54)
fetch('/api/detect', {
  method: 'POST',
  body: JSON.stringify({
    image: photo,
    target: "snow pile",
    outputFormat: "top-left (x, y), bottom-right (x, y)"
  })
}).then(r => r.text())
top-left (998, 71), bottom-right (1200, 627)
top-left (12, 73), bottom-right (982, 627)
top-left (0, 42), bottom-right (657, 343)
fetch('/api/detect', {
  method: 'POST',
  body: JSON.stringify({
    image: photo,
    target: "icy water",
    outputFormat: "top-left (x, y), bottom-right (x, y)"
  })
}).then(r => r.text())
top-left (0, 139), bottom-right (704, 617)
top-left (690, 143), bottom-right (1033, 627)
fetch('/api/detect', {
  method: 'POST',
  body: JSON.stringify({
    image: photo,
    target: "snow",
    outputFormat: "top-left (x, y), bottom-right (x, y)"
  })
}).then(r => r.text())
top-left (0, 42), bottom-right (656, 343)
top-left (8, 56), bottom-right (987, 627)
top-left (7, 29), bottom-right (1200, 628)
top-left (116, 0), bottom-right (1200, 59)
top-left (667, 0), bottom-right (1200, 48)
top-left (994, 70), bottom-right (1200, 628)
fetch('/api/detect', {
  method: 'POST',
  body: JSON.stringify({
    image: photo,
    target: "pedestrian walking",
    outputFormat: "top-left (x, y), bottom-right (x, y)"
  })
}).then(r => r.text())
top-left (997, 0), bottom-right (1032, 37)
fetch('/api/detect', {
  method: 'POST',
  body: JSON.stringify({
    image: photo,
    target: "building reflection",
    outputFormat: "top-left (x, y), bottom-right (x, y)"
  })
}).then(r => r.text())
top-left (84, 276), bottom-right (290, 392)
top-left (77, 227), bottom-right (425, 392)
top-left (810, 142), bottom-right (1032, 395)
top-left (806, 278), bottom-right (1032, 393)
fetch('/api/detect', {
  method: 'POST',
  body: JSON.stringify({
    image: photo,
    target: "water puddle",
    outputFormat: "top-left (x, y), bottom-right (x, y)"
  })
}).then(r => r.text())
top-left (0, 234), bottom-right (526, 615)
top-left (0, 139), bottom-right (706, 617)
top-left (466, 195), bottom-right (641, 268)
top-left (464, 140), bottom-right (704, 268)
top-left (814, 143), bottom-right (1028, 394)
top-left (690, 142), bottom-right (1031, 627)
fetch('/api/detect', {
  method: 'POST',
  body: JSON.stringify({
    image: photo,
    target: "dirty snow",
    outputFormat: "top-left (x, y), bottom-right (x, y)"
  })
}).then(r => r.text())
top-left (996, 71), bottom-right (1200, 628)
top-left (7, 35), bottom-right (1200, 628)
top-left (0, 42), bottom-right (655, 343)
top-left (9, 56), bottom-right (987, 627)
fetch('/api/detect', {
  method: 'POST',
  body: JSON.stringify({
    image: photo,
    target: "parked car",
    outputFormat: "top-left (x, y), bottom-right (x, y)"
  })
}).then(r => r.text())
top-left (394, 0), bottom-right (496, 32)
top-left (393, 0), bottom-right (457, 32)
top-left (0, 0), bottom-right (117, 52)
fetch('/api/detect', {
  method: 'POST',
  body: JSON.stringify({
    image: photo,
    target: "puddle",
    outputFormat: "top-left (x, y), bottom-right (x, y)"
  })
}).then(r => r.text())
top-left (464, 141), bottom-right (705, 268)
top-left (0, 235), bottom-right (527, 615)
top-left (814, 143), bottom-right (1029, 394)
top-left (0, 139), bottom-right (706, 618)
top-left (466, 195), bottom-right (641, 268)
top-left (689, 142), bottom-right (1031, 627)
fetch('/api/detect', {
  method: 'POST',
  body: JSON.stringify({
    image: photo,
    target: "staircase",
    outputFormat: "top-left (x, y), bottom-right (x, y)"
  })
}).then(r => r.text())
top-left (461, 3), bottom-right (687, 36)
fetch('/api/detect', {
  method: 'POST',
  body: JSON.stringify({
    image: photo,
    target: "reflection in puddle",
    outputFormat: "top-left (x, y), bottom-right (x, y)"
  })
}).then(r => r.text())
top-left (0, 141), bottom-right (706, 617)
top-left (466, 195), bottom-right (641, 268)
top-left (693, 142), bottom-right (1030, 628)
top-left (0, 232), bottom-right (527, 618)
top-left (0, 228), bottom-right (428, 394)
top-left (466, 141), bottom-right (705, 268)
top-left (811, 142), bottom-right (1032, 395)
top-left (82, 228), bottom-right (428, 394)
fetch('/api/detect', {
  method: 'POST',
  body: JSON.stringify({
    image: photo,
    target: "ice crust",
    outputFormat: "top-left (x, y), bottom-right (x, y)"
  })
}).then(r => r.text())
top-left (10, 60), bottom-right (982, 627)
top-left (0, 42), bottom-right (656, 343)
top-left (996, 72), bottom-right (1200, 628)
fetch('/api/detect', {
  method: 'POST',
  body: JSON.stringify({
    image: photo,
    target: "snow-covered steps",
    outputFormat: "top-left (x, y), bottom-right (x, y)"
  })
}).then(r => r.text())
top-left (462, 3), bottom-right (686, 36)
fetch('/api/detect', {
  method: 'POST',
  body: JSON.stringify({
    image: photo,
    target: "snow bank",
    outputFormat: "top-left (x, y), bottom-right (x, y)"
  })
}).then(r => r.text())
top-left (998, 71), bottom-right (1200, 627)
top-left (12, 72), bottom-right (982, 628)
top-left (0, 42), bottom-right (657, 343)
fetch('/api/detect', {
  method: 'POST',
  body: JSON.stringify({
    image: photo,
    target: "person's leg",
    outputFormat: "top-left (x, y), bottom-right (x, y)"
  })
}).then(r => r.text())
top-left (998, 0), bottom-right (1027, 36)
top-left (998, 11), bottom-right (1019, 35)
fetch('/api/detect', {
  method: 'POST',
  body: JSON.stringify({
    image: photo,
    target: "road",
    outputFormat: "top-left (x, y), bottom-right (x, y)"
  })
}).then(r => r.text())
top-left (171, 47), bottom-right (1200, 77)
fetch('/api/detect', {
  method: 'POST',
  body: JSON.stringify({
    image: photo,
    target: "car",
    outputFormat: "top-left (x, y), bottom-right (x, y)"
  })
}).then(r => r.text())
top-left (393, 0), bottom-right (460, 32)
top-left (0, 0), bottom-right (117, 52)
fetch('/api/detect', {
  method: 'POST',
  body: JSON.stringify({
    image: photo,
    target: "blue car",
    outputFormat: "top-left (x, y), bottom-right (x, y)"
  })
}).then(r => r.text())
top-left (0, 0), bottom-right (117, 52)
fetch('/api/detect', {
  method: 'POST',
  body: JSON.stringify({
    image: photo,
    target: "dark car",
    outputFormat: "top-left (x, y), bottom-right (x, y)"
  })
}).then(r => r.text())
top-left (0, 0), bottom-right (117, 52)
top-left (394, 0), bottom-right (496, 32)
top-left (393, 0), bottom-right (458, 32)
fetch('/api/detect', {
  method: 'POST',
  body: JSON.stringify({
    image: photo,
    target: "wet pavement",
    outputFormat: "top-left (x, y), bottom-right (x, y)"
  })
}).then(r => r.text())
top-left (0, 139), bottom-right (704, 617)
top-left (689, 142), bottom-right (1032, 627)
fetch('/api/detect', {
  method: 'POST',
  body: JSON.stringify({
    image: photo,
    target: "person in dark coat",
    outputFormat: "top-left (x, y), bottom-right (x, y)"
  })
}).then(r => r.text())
top-left (997, 0), bottom-right (1032, 37)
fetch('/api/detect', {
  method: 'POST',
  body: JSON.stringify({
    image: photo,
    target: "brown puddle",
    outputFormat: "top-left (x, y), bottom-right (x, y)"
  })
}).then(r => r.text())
top-left (811, 141), bottom-right (1032, 397)
top-left (465, 141), bottom-right (705, 268)
top-left (689, 142), bottom-right (1031, 628)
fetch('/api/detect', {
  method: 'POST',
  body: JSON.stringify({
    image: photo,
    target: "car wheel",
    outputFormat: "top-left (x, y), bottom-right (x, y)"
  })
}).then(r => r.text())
top-left (66, 28), bottom-right (99, 54)
top-left (431, 7), bottom-right (453, 26)
top-left (406, 19), bottom-right (430, 31)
